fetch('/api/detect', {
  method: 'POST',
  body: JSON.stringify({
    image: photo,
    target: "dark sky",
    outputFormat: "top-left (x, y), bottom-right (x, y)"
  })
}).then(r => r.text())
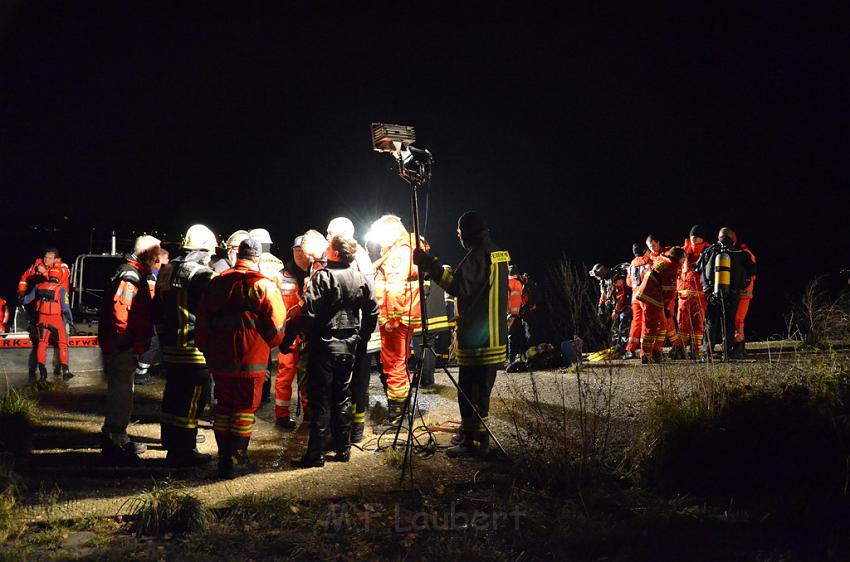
top-left (2, 3), bottom-right (849, 339)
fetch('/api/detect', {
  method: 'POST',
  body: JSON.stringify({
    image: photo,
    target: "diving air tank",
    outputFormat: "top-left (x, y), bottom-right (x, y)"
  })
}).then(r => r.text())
top-left (713, 249), bottom-right (732, 297)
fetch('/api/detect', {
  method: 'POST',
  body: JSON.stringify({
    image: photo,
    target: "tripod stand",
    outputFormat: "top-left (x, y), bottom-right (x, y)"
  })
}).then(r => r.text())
top-left (388, 154), bottom-right (507, 481)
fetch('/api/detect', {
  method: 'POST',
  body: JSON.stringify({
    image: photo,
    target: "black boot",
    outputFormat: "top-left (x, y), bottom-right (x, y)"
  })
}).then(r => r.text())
top-left (328, 446), bottom-right (351, 463)
top-left (166, 448), bottom-right (213, 468)
top-left (60, 365), bottom-right (75, 381)
top-left (384, 398), bottom-right (405, 426)
top-left (225, 437), bottom-right (258, 479)
top-left (446, 431), bottom-right (489, 459)
top-left (669, 346), bottom-right (686, 361)
top-left (216, 434), bottom-right (233, 478)
top-left (37, 364), bottom-right (48, 381)
top-left (350, 422), bottom-right (365, 444)
top-left (290, 451), bottom-right (325, 468)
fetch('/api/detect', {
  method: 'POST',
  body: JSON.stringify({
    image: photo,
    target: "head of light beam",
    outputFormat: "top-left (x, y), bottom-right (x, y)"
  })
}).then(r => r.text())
top-left (326, 217), bottom-right (355, 241)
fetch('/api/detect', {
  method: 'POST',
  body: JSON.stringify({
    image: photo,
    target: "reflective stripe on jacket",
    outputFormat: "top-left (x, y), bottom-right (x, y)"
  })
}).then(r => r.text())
top-left (373, 234), bottom-right (421, 328)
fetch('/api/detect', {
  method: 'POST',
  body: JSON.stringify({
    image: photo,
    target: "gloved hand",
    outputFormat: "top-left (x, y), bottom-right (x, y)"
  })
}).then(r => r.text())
top-left (412, 248), bottom-right (437, 270)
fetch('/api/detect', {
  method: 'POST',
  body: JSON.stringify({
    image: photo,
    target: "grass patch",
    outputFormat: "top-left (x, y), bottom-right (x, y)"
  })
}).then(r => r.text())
top-left (0, 388), bottom-right (37, 458)
top-left (122, 481), bottom-right (212, 537)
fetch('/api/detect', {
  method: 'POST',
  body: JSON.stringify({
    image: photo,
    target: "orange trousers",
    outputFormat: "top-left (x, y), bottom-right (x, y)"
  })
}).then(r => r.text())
top-left (677, 294), bottom-right (706, 352)
top-left (380, 323), bottom-right (411, 402)
top-left (735, 297), bottom-right (752, 343)
top-left (664, 300), bottom-right (684, 349)
top-left (639, 303), bottom-right (666, 358)
top-left (36, 317), bottom-right (68, 366)
top-left (627, 301), bottom-right (643, 352)
top-left (275, 339), bottom-right (308, 419)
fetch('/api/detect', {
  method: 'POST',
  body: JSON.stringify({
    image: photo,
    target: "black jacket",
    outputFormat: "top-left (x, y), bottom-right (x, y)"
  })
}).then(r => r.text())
top-left (698, 243), bottom-right (756, 296)
top-left (298, 261), bottom-right (378, 354)
top-left (427, 236), bottom-right (510, 367)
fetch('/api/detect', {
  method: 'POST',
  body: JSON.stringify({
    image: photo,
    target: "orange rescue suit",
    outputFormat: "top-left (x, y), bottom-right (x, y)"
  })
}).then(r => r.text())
top-left (195, 259), bottom-right (287, 379)
top-left (635, 255), bottom-right (679, 358)
top-left (677, 239), bottom-right (709, 352)
top-left (735, 244), bottom-right (756, 343)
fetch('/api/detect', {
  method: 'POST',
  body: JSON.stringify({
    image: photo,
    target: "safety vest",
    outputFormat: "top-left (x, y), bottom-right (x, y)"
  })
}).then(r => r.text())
top-left (372, 234), bottom-right (421, 328)
top-left (507, 275), bottom-right (523, 316)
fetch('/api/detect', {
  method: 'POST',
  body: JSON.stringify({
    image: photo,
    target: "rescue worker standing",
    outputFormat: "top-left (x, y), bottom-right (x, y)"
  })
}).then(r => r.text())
top-left (249, 227), bottom-right (284, 405)
top-left (18, 248), bottom-right (72, 379)
top-left (733, 232), bottom-right (756, 353)
top-left (698, 228), bottom-right (756, 360)
top-left (195, 239), bottom-right (286, 479)
top-left (326, 217), bottom-right (375, 443)
top-left (677, 226), bottom-right (710, 359)
top-left (371, 215), bottom-right (420, 424)
top-left (289, 235), bottom-right (378, 468)
top-left (99, 235), bottom-right (161, 465)
top-left (0, 296), bottom-right (8, 333)
top-left (645, 235), bottom-right (685, 357)
top-left (634, 247), bottom-right (686, 364)
top-left (154, 225), bottom-right (217, 467)
top-left (590, 263), bottom-right (631, 354)
top-left (274, 235), bottom-right (310, 429)
top-left (507, 265), bottom-right (526, 364)
top-left (414, 211), bottom-right (509, 458)
top-left (625, 243), bottom-right (652, 359)
top-left (22, 267), bottom-right (74, 381)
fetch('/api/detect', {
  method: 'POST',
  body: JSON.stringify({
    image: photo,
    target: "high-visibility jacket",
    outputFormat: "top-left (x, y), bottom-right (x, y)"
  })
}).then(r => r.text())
top-left (677, 239), bottom-right (710, 299)
top-left (195, 260), bottom-right (286, 378)
top-left (739, 244), bottom-right (756, 300)
top-left (372, 233), bottom-right (421, 328)
top-left (627, 254), bottom-right (653, 303)
top-left (507, 275), bottom-right (523, 317)
top-left (154, 253), bottom-right (216, 365)
top-left (99, 256), bottom-right (154, 355)
top-left (427, 237), bottom-right (510, 367)
top-left (18, 258), bottom-right (70, 301)
top-left (280, 260), bottom-right (308, 317)
top-left (635, 255), bottom-right (679, 310)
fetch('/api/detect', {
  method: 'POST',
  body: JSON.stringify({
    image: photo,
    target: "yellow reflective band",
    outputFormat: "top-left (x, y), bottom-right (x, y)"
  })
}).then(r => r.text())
top-left (438, 268), bottom-right (454, 291)
top-left (187, 384), bottom-right (203, 421)
top-left (161, 413), bottom-right (199, 429)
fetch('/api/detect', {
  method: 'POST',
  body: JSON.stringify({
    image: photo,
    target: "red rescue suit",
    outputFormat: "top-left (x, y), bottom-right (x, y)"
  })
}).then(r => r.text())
top-left (18, 259), bottom-right (70, 300)
top-left (24, 280), bottom-right (70, 367)
top-left (635, 255), bottom-right (679, 359)
top-left (677, 239), bottom-right (709, 353)
top-left (0, 297), bottom-right (8, 333)
top-left (735, 244), bottom-right (756, 343)
top-left (626, 254), bottom-right (652, 352)
top-left (196, 259), bottom-right (286, 443)
top-left (373, 234), bottom-right (421, 403)
top-left (507, 275), bottom-right (523, 317)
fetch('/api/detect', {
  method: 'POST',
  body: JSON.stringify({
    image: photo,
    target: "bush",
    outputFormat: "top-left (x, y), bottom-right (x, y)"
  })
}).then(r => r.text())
top-left (0, 388), bottom-right (37, 457)
top-left (122, 481), bottom-right (212, 537)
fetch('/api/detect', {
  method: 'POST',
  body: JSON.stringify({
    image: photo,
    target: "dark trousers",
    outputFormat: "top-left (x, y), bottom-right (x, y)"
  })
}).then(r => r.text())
top-left (160, 363), bottom-right (210, 453)
top-left (704, 293), bottom-right (739, 355)
top-left (457, 364), bottom-right (498, 434)
top-left (306, 346), bottom-right (355, 455)
top-left (350, 340), bottom-right (371, 426)
top-left (611, 309), bottom-right (632, 351)
top-left (507, 317), bottom-right (526, 362)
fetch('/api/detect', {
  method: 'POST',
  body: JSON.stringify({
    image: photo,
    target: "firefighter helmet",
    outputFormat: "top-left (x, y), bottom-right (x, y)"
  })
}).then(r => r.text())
top-left (225, 229), bottom-right (250, 248)
top-left (327, 217), bottom-right (355, 239)
top-left (589, 263), bottom-right (607, 278)
top-left (249, 228), bottom-right (273, 245)
top-left (183, 224), bottom-right (217, 252)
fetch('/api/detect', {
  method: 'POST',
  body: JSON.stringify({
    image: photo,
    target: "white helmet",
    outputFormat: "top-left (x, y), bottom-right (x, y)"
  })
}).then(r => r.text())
top-left (327, 217), bottom-right (355, 239)
top-left (249, 228), bottom-right (273, 245)
top-left (225, 229), bottom-right (250, 248)
top-left (183, 224), bottom-right (217, 252)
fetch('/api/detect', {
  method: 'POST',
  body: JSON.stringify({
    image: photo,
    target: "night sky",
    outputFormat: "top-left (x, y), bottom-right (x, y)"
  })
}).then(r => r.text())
top-left (3, 3), bottom-right (849, 340)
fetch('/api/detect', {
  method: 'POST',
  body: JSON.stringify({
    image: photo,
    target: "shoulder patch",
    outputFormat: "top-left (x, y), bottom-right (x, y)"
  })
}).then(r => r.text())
top-left (490, 251), bottom-right (511, 264)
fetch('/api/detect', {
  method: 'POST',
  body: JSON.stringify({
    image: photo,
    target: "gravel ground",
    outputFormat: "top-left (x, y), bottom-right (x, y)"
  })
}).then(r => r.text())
top-left (15, 354), bottom-right (797, 522)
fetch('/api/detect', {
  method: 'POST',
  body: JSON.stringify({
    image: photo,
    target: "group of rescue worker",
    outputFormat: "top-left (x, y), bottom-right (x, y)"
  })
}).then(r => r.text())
top-left (57, 209), bottom-right (509, 476)
top-left (590, 225), bottom-right (756, 364)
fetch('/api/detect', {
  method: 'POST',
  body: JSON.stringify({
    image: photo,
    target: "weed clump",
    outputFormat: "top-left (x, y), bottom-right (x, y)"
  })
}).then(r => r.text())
top-left (0, 388), bottom-right (37, 457)
top-left (122, 481), bottom-right (212, 537)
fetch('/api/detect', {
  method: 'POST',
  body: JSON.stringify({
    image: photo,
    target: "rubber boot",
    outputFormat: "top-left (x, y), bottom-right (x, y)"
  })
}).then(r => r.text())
top-left (226, 436), bottom-right (258, 478)
top-left (668, 346), bottom-right (686, 361)
top-left (60, 364), bottom-right (75, 381)
top-left (37, 364), bottom-right (48, 381)
top-left (216, 433), bottom-right (233, 479)
top-left (384, 398), bottom-right (405, 426)
top-left (166, 448), bottom-right (213, 468)
top-left (350, 422), bottom-right (365, 444)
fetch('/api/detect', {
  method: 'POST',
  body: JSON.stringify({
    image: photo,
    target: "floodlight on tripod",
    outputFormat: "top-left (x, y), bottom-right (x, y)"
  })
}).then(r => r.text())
top-left (371, 123), bottom-right (433, 182)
